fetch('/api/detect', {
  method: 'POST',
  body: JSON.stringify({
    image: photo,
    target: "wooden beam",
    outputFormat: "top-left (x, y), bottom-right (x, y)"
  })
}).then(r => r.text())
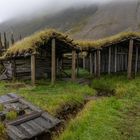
top-left (90, 53), bottom-right (93, 75)
top-left (108, 47), bottom-right (111, 74)
top-left (51, 38), bottom-right (56, 84)
top-left (12, 59), bottom-right (16, 81)
top-left (114, 47), bottom-right (117, 72)
top-left (83, 56), bottom-right (86, 69)
top-left (127, 39), bottom-right (134, 79)
top-left (11, 33), bottom-right (15, 45)
top-left (94, 51), bottom-right (97, 75)
top-left (72, 50), bottom-right (76, 81)
top-left (97, 50), bottom-right (101, 78)
top-left (77, 53), bottom-right (79, 77)
top-left (31, 54), bottom-right (36, 86)
top-left (0, 33), bottom-right (3, 49)
top-left (4, 32), bottom-right (7, 49)
top-left (135, 47), bottom-right (138, 75)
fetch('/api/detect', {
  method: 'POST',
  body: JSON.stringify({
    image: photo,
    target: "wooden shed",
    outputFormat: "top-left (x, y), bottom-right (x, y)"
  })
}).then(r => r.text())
top-left (0, 29), bottom-right (79, 85)
top-left (78, 32), bottom-right (140, 79)
top-left (0, 93), bottom-right (61, 140)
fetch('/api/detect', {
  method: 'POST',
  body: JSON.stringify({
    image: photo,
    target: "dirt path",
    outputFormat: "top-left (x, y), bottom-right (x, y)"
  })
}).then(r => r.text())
top-left (118, 103), bottom-right (140, 140)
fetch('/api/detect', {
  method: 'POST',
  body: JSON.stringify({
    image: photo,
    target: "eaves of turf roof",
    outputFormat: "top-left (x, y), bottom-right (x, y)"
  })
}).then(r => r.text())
top-left (76, 32), bottom-right (140, 51)
top-left (1, 29), bottom-right (79, 59)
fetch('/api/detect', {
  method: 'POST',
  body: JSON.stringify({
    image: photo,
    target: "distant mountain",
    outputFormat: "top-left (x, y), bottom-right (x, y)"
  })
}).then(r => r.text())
top-left (1, 0), bottom-right (140, 42)
top-left (0, 5), bottom-right (97, 42)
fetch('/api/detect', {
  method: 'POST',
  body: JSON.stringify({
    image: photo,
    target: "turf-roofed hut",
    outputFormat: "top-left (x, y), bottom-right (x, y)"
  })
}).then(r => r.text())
top-left (77, 32), bottom-right (140, 79)
top-left (0, 29), bottom-right (79, 85)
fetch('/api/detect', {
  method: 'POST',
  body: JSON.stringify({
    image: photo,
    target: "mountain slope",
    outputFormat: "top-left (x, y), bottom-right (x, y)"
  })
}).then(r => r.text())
top-left (1, 1), bottom-right (140, 41)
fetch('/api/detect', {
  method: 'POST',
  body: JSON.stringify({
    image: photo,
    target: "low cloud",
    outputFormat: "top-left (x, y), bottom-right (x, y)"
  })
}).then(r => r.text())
top-left (0, 0), bottom-right (136, 23)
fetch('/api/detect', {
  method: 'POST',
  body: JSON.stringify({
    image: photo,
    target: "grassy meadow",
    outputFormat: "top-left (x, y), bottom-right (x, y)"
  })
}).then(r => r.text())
top-left (57, 75), bottom-right (140, 140)
top-left (0, 74), bottom-right (140, 140)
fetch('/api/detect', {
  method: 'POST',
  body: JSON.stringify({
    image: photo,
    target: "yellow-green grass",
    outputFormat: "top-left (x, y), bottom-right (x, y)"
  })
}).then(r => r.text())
top-left (57, 75), bottom-right (140, 140)
top-left (76, 31), bottom-right (140, 50)
top-left (1, 29), bottom-right (77, 59)
top-left (0, 80), bottom-right (94, 115)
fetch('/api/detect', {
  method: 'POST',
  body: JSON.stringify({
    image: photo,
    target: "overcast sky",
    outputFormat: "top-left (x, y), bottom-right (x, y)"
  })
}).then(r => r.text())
top-left (0, 0), bottom-right (133, 23)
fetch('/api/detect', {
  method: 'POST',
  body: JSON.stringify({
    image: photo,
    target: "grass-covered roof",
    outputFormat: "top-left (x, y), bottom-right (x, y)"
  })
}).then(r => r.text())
top-left (77, 32), bottom-right (140, 50)
top-left (2, 29), bottom-right (78, 58)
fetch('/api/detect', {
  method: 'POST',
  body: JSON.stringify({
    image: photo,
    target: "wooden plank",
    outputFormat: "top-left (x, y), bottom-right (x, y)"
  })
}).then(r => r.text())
top-left (83, 56), bottom-right (86, 69)
top-left (108, 47), bottom-right (111, 74)
top-left (7, 112), bottom-right (42, 126)
top-left (31, 54), bottom-right (36, 85)
top-left (72, 50), bottom-right (76, 81)
top-left (135, 47), bottom-right (138, 75)
top-left (51, 38), bottom-right (56, 84)
top-left (94, 52), bottom-right (97, 75)
top-left (127, 39), bottom-right (134, 79)
top-left (89, 53), bottom-right (93, 75)
top-left (7, 125), bottom-right (27, 140)
top-left (97, 50), bottom-right (101, 78)
top-left (114, 47), bottom-right (117, 73)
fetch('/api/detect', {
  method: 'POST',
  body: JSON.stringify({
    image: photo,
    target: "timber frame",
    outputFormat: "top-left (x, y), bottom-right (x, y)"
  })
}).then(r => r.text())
top-left (0, 29), bottom-right (80, 85)
top-left (82, 37), bottom-right (140, 79)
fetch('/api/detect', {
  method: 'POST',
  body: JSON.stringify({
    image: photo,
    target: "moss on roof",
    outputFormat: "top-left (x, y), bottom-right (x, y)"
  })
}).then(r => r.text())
top-left (76, 32), bottom-right (140, 50)
top-left (3, 29), bottom-right (77, 58)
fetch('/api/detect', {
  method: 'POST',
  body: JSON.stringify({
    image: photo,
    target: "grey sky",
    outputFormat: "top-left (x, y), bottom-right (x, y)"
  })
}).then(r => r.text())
top-left (0, 0), bottom-right (130, 23)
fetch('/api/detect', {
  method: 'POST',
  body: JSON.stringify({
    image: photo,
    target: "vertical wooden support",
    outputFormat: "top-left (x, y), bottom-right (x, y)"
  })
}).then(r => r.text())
top-left (114, 47), bottom-right (117, 73)
top-left (72, 50), bottom-right (76, 81)
top-left (108, 47), bottom-right (111, 74)
top-left (19, 34), bottom-right (22, 40)
top-left (0, 33), bottom-right (2, 49)
top-left (11, 33), bottom-right (15, 45)
top-left (127, 39), bottom-right (134, 79)
top-left (94, 51), bottom-right (97, 75)
top-left (31, 54), bottom-right (36, 86)
top-left (83, 56), bottom-right (86, 69)
top-left (51, 38), bottom-right (56, 84)
top-left (90, 53), bottom-right (93, 75)
top-left (12, 59), bottom-right (16, 81)
top-left (77, 53), bottom-right (79, 77)
top-left (135, 47), bottom-right (138, 75)
top-left (4, 32), bottom-right (7, 49)
top-left (97, 50), bottom-right (101, 78)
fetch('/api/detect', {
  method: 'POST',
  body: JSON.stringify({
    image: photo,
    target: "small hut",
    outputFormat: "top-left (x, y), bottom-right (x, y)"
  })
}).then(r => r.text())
top-left (78, 32), bottom-right (140, 79)
top-left (0, 29), bottom-right (80, 85)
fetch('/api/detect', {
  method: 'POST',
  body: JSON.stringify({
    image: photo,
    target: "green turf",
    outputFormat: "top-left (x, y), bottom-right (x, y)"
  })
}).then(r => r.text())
top-left (57, 75), bottom-right (140, 140)
top-left (0, 80), bottom-right (94, 115)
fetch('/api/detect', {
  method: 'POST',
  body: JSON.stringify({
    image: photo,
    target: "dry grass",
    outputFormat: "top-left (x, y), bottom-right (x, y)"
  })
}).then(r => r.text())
top-left (2, 29), bottom-right (77, 58)
top-left (76, 32), bottom-right (140, 50)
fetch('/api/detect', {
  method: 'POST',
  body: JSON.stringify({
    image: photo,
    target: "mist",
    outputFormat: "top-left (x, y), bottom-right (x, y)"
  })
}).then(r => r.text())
top-left (0, 0), bottom-right (113, 23)
top-left (0, 0), bottom-right (138, 23)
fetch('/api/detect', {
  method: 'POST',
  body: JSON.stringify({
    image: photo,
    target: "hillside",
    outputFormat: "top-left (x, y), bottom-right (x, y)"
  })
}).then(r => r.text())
top-left (1, 1), bottom-right (140, 41)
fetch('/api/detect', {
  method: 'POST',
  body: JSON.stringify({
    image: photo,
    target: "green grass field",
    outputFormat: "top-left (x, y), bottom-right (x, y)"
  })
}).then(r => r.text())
top-left (0, 75), bottom-right (140, 140)
top-left (57, 75), bottom-right (140, 140)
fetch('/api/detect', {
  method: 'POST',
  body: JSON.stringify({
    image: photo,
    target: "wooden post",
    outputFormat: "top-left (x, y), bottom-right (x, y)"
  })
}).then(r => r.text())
top-left (83, 56), bottom-right (86, 69)
top-left (108, 47), bottom-right (111, 74)
top-left (51, 38), bottom-right (56, 84)
top-left (4, 32), bottom-right (7, 49)
top-left (135, 47), bottom-right (138, 75)
top-left (97, 50), bottom-right (101, 78)
top-left (127, 39), bottom-right (134, 79)
top-left (12, 59), bottom-right (16, 81)
top-left (0, 33), bottom-right (3, 49)
top-left (31, 54), bottom-right (36, 86)
top-left (72, 50), bottom-right (76, 81)
top-left (94, 51), bottom-right (97, 75)
top-left (77, 53), bottom-right (79, 77)
top-left (11, 33), bottom-right (15, 45)
top-left (90, 53), bottom-right (93, 75)
top-left (114, 47), bottom-right (117, 73)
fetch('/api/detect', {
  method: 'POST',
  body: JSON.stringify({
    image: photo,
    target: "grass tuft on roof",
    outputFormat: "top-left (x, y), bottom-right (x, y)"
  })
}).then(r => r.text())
top-left (3, 29), bottom-right (77, 58)
top-left (76, 32), bottom-right (140, 50)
